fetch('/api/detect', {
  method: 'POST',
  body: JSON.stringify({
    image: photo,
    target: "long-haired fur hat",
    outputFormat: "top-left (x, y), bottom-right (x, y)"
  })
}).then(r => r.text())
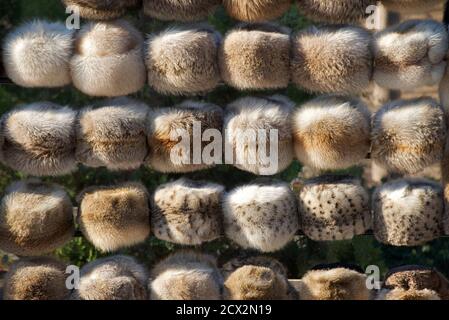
top-left (223, 0), bottom-right (292, 22)
top-left (2, 20), bottom-right (73, 87)
top-left (62, 0), bottom-right (140, 20)
top-left (76, 97), bottom-right (150, 171)
top-left (145, 25), bottom-right (221, 95)
top-left (143, 0), bottom-right (220, 21)
top-left (0, 179), bottom-right (74, 256)
top-left (0, 102), bottom-right (77, 176)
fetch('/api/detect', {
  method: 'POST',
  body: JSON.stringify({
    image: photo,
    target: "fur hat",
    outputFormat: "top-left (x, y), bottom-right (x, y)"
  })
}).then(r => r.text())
top-left (219, 23), bottom-right (291, 90)
top-left (371, 98), bottom-right (446, 174)
top-left (145, 26), bottom-right (221, 95)
top-left (221, 255), bottom-right (288, 279)
top-left (70, 20), bottom-right (146, 97)
top-left (377, 288), bottom-right (441, 300)
top-left (291, 25), bottom-right (373, 94)
top-left (3, 257), bottom-right (69, 300)
top-left (297, 175), bottom-right (371, 241)
top-left (223, 181), bottom-right (299, 252)
top-left (146, 101), bottom-right (223, 173)
top-left (143, 0), bottom-right (220, 21)
top-left (224, 95), bottom-right (294, 175)
top-left (62, 0), bottom-right (140, 20)
top-left (0, 102), bottom-right (77, 176)
top-left (382, 0), bottom-right (444, 12)
top-left (223, 0), bottom-right (292, 22)
top-left (372, 178), bottom-right (444, 246)
top-left (292, 95), bottom-right (371, 170)
top-left (373, 20), bottom-right (448, 90)
top-left (0, 179), bottom-right (74, 256)
top-left (152, 178), bottom-right (224, 245)
top-left (77, 182), bottom-right (150, 252)
top-left (73, 255), bottom-right (148, 300)
top-left (150, 251), bottom-right (223, 300)
top-left (2, 20), bottom-right (73, 87)
top-left (76, 97), bottom-right (150, 171)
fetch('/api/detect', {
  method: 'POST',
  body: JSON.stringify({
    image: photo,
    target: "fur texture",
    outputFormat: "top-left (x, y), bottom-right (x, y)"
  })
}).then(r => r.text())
top-left (373, 20), bottom-right (448, 90)
top-left (143, 0), bottom-right (220, 21)
top-left (145, 26), bottom-right (221, 95)
top-left (291, 25), bottom-right (373, 94)
top-left (223, 0), bottom-right (292, 22)
top-left (371, 98), bottom-right (446, 174)
top-left (70, 20), bottom-right (146, 97)
top-left (152, 178), bottom-right (224, 245)
top-left (76, 97), bottom-right (150, 171)
top-left (372, 178), bottom-right (444, 246)
top-left (219, 23), bottom-right (291, 90)
top-left (2, 20), bottom-right (73, 87)
top-left (0, 179), bottom-right (74, 256)
top-left (222, 256), bottom-right (288, 279)
top-left (63, 0), bottom-right (140, 20)
top-left (292, 95), bottom-right (371, 170)
top-left (377, 288), bottom-right (441, 300)
top-left (1, 102), bottom-right (77, 176)
top-left (223, 181), bottom-right (299, 252)
top-left (383, 0), bottom-right (444, 12)
top-left (224, 95), bottom-right (294, 175)
top-left (77, 183), bottom-right (150, 252)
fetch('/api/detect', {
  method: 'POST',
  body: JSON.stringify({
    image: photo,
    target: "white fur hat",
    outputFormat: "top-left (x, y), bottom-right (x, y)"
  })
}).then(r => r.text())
top-left (223, 0), bottom-right (292, 22)
top-left (70, 20), bottom-right (146, 97)
top-left (62, 0), bottom-right (140, 20)
top-left (2, 20), bottom-right (73, 88)
top-left (143, 0), bottom-right (221, 22)
top-left (292, 95), bottom-right (371, 170)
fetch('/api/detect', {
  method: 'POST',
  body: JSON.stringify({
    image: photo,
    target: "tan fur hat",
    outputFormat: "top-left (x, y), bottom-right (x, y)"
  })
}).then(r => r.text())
top-left (77, 182), bottom-right (150, 252)
top-left (145, 25), bottom-right (221, 95)
top-left (76, 97), bottom-right (150, 171)
top-left (373, 20), bottom-right (448, 90)
top-left (143, 0), bottom-right (220, 22)
top-left (221, 255), bottom-right (288, 279)
top-left (146, 100), bottom-right (223, 173)
top-left (219, 23), bottom-right (291, 90)
top-left (292, 95), bottom-right (371, 170)
top-left (63, 0), bottom-right (140, 20)
top-left (0, 102), bottom-right (77, 176)
top-left (70, 20), bottom-right (146, 97)
top-left (3, 257), bottom-right (70, 300)
top-left (2, 20), bottom-right (73, 88)
top-left (373, 178), bottom-right (444, 246)
top-left (0, 179), bottom-right (74, 256)
top-left (224, 95), bottom-right (294, 175)
top-left (152, 178), bottom-right (224, 245)
top-left (371, 98), bottom-right (446, 174)
top-left (223, 0), bottom-right (292, 22)
top-left (291, 25), bottom-right (373, 94)
top-left (150, 251), bottom-right (223, 300)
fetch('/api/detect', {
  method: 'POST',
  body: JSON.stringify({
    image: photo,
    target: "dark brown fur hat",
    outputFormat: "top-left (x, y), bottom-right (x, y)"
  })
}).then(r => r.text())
top-left (62, 0), bottom-right (141, 20)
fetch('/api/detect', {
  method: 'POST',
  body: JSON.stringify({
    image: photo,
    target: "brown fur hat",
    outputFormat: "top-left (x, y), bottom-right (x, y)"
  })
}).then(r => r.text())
top-left (223, 0), bottom-right (292, 22)
top-left (292, 95), bottom-right (371, 170)
top-left (377, 288), bottom-right (441, 300)
top-left (0, 102), bottom-right (77, 176)
top-left (0, 179), bottom-right (74, 256)
top-left (291, 25), bottom-right (373, 94)
top-left (146, 101), bottom-right (223, 173)
top-left (143, 0), bottom-right (220, 21)
top-left (76, 97), bottom-right (150, 171)
top-left (3, 257), bottom-right (70, 300)
top-left (219, 23), bottom-right (291, 90)
top-left (382, 0), bottom-right (444, 12)
top-left (70, 20), bottom-right (146, 97)
top-left (77, 182), bottom-right (150, 252)
top-left (145, 25), bottom-right (221, 95)
top-left (62, 0), bottom-right (140, 20)
top-left (221, 255), bottom-right (288, 279)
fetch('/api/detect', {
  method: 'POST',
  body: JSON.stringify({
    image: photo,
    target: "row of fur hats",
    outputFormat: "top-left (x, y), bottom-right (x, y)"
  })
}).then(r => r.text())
top-left (4, 19), bottom-right (449, 95)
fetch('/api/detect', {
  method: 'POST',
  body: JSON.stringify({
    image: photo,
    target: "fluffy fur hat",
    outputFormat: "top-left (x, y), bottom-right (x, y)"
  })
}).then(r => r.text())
top-left (371, 98), bottom-right (446, 174)
top-left (0, 179), bottom-right (74, 256)
top-left (291, 25), bottom-right (373, 94)
top-left (2, 20), bottom-right (73, 87)
top-left (373, 20), bottom-right (448, 90)
top-left (63, 0), bottom-right (140, 20)
top-left (150, 251), bottom-right (223, 300)
top-left (146, 101), bottom-right (223, 173)
top-left (223, 181), bottom-right (299, 252)
top-left (0, 102), bottom-right (77, 176)
top-left (373, 178), bottom-right (444, 246)
top-left (223, 0), bottom-right (292, 22)
top-left (219, 23), bottom-right (291, 90)
top-left (77, 182), bottom-right (150, 252)
top-left (292, 95), bottom-right (371, 170)
top-left (3, 257), bottom-right (70, 300)
top-left (377, 288), bottom-right (441, 300)
top-left (73, 255), bottom-right (148, 300)
top-left (76, 97), bottom-right (150, 171)
top-left (221, 255), bottom-right (288, 279)
top-left (145, 26), bottom-right (221, 95)
top-left (143, 0), bottom-right (220, 21)
top-left (70, 20), bottom-right (146, 97)
top-left (152, 178), bottom-right (224, 245)
top-left (382, 0), bottom-right (444, 12)
top-left (224, 95), bottom-right (294, 175)
top-left (297, 175), bottom-right (371, 241)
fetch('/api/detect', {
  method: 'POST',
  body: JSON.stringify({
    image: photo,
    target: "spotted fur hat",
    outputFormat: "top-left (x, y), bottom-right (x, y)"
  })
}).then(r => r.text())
top-left (62, 0), bottom-right (140, 20)
top-left (223, 0), bottom-right (292, 22)
top-left (143, 0), bottom-right (221, 21)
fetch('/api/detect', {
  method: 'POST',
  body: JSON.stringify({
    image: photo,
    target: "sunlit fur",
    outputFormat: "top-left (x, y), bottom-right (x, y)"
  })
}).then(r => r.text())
top-left (223, 0), bottom-right (292, 22)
